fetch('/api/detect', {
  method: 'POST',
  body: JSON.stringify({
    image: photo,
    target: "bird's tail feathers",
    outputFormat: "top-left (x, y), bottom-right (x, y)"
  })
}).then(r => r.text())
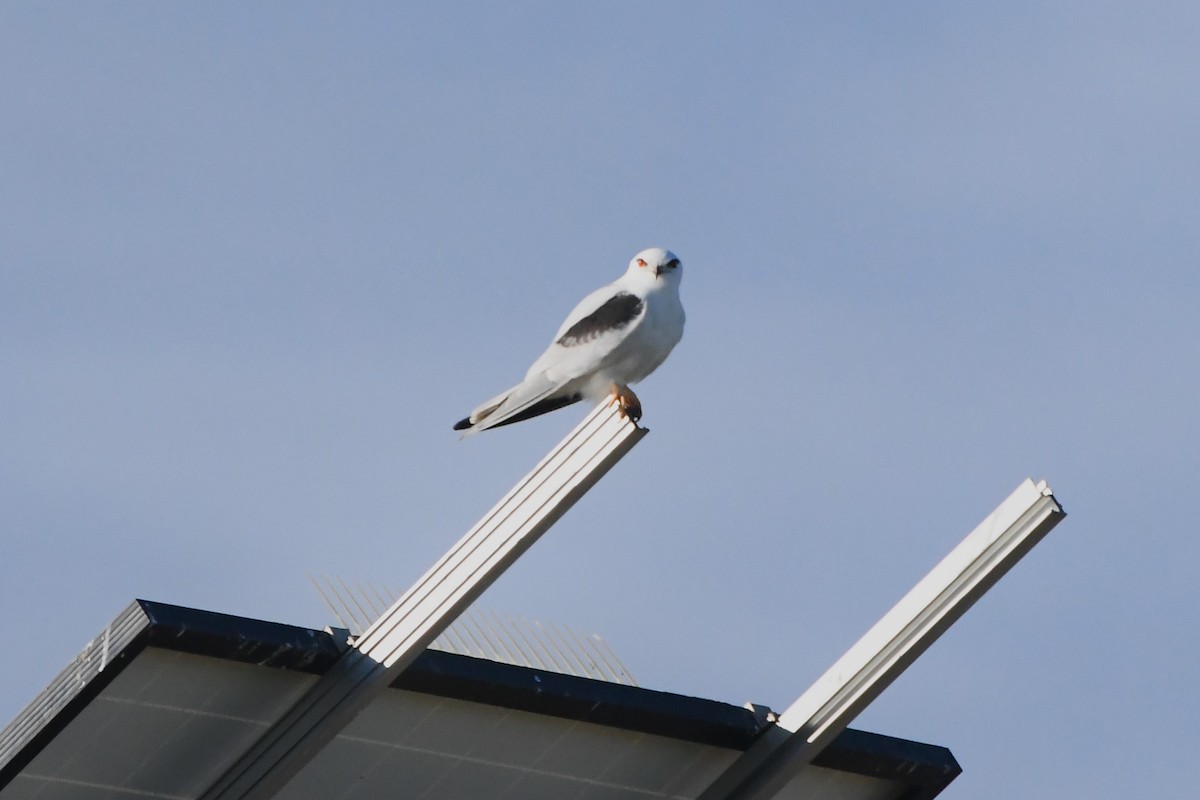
top-left (454, 375), bottom-right (579, 435)
top-left (452, 386), bottom-right (511, 435)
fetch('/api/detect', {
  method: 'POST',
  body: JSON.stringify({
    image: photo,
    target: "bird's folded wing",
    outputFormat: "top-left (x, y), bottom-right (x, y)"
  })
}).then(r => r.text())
top-left (530, 293), bottom-right (647, 384)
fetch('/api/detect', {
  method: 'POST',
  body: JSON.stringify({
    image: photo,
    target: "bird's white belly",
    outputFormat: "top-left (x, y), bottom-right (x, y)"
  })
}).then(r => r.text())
top-left (584, 293), bottom-right (684, 396)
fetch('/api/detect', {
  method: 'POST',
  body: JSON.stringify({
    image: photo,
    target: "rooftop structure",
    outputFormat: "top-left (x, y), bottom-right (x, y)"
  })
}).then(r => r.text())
top-left (0, 403), bottom-right (1064, 799)
top-left (0, 600), bottom-right (960, 800)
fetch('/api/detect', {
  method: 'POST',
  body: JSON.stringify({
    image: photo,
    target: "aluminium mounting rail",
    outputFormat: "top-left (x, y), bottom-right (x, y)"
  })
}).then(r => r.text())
top-left (201, 402), bottom-right (647, 800)
top-left (698, 478), bottom-right (1066, 800)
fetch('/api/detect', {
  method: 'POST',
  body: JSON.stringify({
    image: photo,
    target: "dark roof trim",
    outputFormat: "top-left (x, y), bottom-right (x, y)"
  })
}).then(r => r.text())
top-left (817, 728), bottom-right (961, 800)
top-left (140, 599), bottom-right (345, 671)
top-left (393, 646), bottom-right (766, 749)
top-left (1, 600), bottom-right (960, 796)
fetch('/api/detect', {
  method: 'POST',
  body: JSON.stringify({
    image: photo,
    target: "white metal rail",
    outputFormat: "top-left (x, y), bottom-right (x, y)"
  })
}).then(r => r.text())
top-left (201, 402), bottom-right (647, 800)
top-left (698, 478), bottom-right (1066, 800)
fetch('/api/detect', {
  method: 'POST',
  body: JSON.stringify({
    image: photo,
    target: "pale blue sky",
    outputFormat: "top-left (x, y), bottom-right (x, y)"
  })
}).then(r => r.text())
top-left (3, 3), bottom-right (1198, 797)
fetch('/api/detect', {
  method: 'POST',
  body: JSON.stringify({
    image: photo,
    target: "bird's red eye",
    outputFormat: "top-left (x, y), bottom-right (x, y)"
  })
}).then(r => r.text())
top-left (636, 258), bottom-right (648, 268)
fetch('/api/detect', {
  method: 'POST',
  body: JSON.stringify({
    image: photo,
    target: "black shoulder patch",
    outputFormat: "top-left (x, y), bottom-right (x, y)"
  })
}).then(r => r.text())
top-left (557, 292), bottom-right (644, 347)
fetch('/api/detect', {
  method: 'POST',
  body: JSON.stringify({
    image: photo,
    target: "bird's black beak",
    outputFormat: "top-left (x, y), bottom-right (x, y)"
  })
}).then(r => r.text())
top-left (655, 259), bottom-right (680, 278)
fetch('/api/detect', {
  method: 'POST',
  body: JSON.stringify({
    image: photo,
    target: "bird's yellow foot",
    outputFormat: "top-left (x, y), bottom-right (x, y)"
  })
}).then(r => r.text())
top-left (608, 384), bottom-right (643, 423)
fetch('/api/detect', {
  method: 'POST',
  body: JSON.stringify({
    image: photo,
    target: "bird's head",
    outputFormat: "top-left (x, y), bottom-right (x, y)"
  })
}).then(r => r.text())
top-left (626, 247), bottom-right (682, 286)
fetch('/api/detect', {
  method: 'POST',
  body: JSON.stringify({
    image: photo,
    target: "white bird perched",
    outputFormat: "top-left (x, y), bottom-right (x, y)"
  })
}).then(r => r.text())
top-left (454, 247), bottom-right (685, 434)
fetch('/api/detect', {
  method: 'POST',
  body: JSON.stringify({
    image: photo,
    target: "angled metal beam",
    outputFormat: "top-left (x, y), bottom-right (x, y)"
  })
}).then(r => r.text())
top-left (699, 478), bottom-right (1066, 800)
top-left (202, 402), bottom-right (646, 800)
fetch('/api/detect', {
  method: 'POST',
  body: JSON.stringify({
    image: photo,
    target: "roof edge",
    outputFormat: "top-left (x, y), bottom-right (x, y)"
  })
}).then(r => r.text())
top-left (0, 600), bottom-right (152, 785)
top-left (1, 600), bottom-right (961, 797)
